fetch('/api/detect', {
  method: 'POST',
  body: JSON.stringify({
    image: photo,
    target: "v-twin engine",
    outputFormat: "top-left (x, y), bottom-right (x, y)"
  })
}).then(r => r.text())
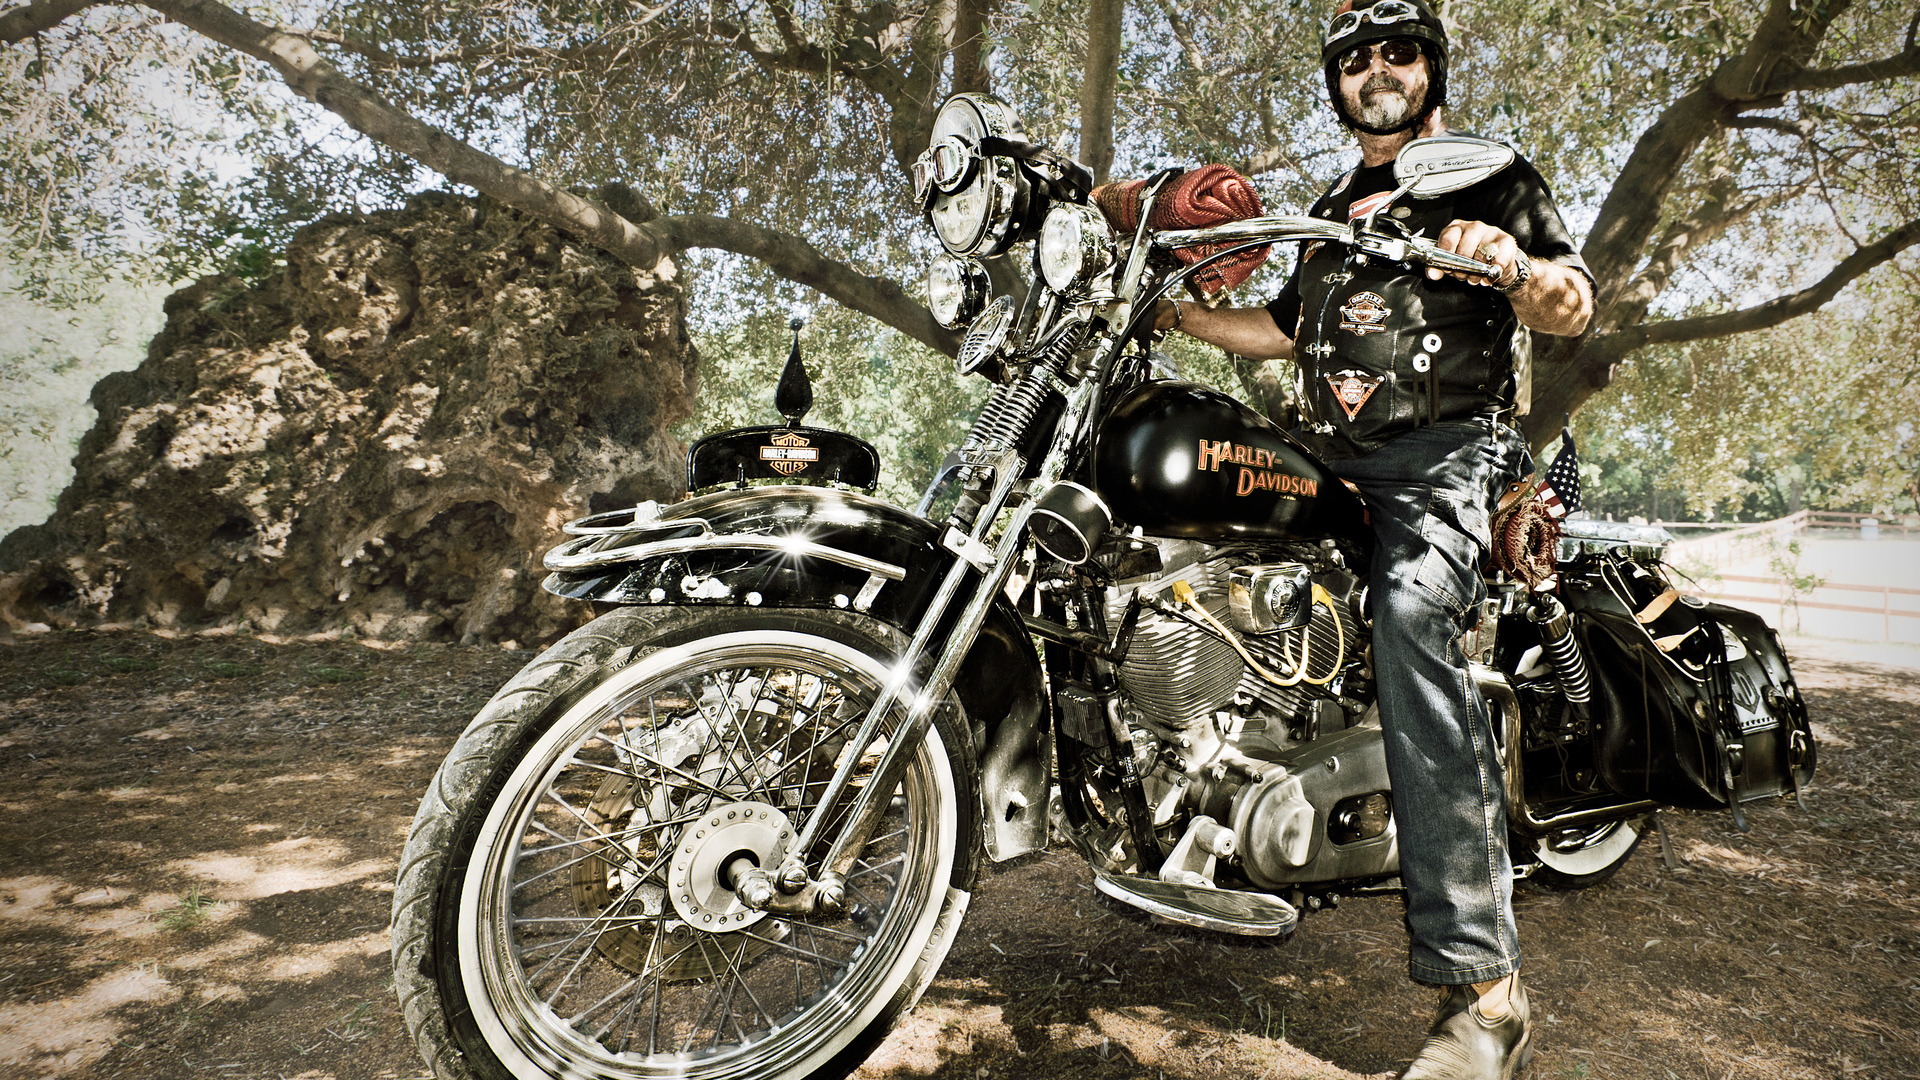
top-left (1098, 539), bottom-right (1397, 891)
top-left (1112, 540), bottom-right (1365, 747)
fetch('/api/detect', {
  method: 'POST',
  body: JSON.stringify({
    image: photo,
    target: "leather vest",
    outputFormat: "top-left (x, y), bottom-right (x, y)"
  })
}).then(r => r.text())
top-left (1291, 187), bottom-right (1526, 460)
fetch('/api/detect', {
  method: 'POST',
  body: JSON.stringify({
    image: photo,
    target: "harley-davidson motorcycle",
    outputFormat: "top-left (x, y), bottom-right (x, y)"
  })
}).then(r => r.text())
top-left (392, 93), bottom-right (1815, 1080)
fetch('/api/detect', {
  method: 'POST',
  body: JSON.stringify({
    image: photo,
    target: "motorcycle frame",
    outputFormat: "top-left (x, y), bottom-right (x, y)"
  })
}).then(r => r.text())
top-left (538, 195), bottom-right (1661, 910)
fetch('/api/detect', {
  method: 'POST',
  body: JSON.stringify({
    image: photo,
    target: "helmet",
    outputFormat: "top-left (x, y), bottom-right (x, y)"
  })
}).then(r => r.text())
top-left (1321, 0), bottom-right (1449, 137)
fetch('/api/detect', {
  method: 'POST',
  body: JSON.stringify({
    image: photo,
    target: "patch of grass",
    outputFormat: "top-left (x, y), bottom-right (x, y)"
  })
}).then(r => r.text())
top-left (158, 886), bottom-right (218, 931)
top-left (328, 999), bottom-right (377, 1042)
top-left (102, 655), bottom-right (161, 674)
top-left (172, 996), bottom-right (212, 1033)
top-left (42, 666), bottom-right (90, 686)
top-left (200, 659), bottom-right (264, 679)
top-left (305, 664), bottom-right (367, 684)
top-left (1243, 998), bottom-right (1287, 1041)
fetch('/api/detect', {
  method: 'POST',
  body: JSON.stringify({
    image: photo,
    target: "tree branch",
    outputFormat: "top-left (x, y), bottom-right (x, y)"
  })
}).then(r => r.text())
top-left (135, 0), bottom-right (953, 353)
top-left (0, 0), bottom-right (94, 42)
top-left (140, 0), bottom-right (674, 262)
top-left (1582, 83), bottom-right (1735, 321)
top-left (1585, 0), bottom-right (1865, 323)
top-left (1769, 45), bottom-right (1920, 94)
top-left (1604, 216), bottom-right (1920, 352)
top-left (948, 0), bottom-right (994, 96)
top-left (661, 214), bottom-right (959, 354)
top-left (1607, 166), bottom-right (1805, 333)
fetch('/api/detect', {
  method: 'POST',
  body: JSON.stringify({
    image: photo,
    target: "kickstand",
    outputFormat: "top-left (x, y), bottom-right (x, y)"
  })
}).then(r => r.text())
top-left (1649, 811), bottom-right (1682, 872)
top-left (1788, 759), bottom-right (1812, 813)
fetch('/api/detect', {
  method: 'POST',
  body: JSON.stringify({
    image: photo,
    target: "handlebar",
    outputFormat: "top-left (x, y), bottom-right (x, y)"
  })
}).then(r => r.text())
top-left (1153, 214), bottom-right (1496, 279)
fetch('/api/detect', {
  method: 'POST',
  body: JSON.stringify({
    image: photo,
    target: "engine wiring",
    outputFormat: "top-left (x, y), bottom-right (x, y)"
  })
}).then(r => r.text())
top-left (1168, 578), bottom-right (1346, 688)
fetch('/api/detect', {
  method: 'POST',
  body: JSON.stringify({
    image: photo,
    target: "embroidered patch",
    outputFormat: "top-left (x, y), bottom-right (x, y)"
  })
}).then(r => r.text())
top-left (1328, 170), bottom-right (1354, 198)
top-left (1338, 290), bottom-right (1392, 335)
top-left (1325, 369), bottom-right (1385, 421)
top-left (1302, 240), bottom-right (1325, 263)
top-left (1347, 191), bottom-right (1393, 221)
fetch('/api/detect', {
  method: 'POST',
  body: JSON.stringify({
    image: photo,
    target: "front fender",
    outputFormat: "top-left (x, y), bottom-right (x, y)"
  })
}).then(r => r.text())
top-left (543, 486), bottom-right (1051, 860)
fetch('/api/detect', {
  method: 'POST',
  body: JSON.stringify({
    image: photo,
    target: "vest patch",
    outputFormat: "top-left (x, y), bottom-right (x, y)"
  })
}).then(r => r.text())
top-left (1338, 291), bottom-right (1392, 336)
top-left (1347, 191), bottom-right (1393, 221)
top-left (1325, 370), bottom-right (1385, 421)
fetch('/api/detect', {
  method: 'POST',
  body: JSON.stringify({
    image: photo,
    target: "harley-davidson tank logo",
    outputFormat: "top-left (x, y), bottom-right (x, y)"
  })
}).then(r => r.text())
top-left (759, 430), bottom-right (820, 476)
top-left (1338, 291), bottom-right (1392, 335)
top-left (1194, 439), bottom-right (1319, 499)
top-left (1325, 369), bottom-right (1385, 422)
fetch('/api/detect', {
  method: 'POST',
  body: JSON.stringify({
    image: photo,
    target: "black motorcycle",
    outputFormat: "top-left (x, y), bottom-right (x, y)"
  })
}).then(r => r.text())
top-left (392, 93), bottom-right (1814, 1080)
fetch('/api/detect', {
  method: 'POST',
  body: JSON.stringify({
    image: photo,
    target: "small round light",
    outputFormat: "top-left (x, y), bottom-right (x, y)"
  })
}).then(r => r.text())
top-left (1038, 204), bottom-right (1115, 293)
top-left (926, 255), bottom-right (989, 329)
top-left (956, 295), bottom-right (1015, 376)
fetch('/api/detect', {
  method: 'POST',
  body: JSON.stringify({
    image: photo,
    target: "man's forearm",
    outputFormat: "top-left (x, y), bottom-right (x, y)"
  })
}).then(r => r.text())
top-left (1170, 303), bottom-right (1297, 360)
top-left (1506, 260), bottom-right (1592, 338)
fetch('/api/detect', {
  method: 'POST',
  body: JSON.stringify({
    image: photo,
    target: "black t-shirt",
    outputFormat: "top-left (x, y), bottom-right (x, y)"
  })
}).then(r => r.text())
top-left (1264, 147), bottom-right (1590, 459)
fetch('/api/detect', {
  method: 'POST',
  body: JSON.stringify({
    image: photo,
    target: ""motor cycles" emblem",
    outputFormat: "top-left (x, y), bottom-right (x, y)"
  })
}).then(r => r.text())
top-left (1338, 290), bottom-right (1392, 335)
top-left (759, 430), bottom-right (820, 476)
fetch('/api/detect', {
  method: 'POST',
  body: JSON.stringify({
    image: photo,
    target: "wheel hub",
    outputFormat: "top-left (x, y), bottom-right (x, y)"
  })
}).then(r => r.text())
top-left (669, 801), bottom-right (794, 931)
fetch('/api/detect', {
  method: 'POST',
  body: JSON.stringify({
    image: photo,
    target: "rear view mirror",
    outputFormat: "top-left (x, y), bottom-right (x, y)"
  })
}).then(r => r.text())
top-left (1393, 136), bottom-right (1516, 198)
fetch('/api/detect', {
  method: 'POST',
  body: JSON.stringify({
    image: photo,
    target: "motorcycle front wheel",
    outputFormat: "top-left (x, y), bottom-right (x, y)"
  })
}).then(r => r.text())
top-left (392, 606), bottom-right (980, 1080)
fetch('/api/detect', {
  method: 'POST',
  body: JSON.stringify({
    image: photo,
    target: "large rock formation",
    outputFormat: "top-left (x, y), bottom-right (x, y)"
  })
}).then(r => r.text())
top-left (0, 191), bottom-right (697, 645)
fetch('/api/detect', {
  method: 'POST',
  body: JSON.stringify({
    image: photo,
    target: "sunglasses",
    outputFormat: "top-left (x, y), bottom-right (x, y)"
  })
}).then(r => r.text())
top-left (1326, 0), bottom-right (1421, 45)
top-left (1338, 38), bottom-right (1423, 76)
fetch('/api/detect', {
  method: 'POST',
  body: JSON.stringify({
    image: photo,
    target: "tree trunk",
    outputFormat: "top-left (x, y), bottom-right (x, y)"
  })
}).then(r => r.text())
top-left (1079, 0), bottom-right (1125, 184)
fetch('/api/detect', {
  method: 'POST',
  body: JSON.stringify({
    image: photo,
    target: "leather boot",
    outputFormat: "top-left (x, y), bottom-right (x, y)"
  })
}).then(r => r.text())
top-left (1400, 977), bottom-right (1533, 1079)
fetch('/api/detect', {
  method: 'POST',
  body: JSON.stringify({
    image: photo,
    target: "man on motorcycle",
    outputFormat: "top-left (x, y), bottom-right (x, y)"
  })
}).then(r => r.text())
top-left (1157, 1), bottom-right (1593, 1076)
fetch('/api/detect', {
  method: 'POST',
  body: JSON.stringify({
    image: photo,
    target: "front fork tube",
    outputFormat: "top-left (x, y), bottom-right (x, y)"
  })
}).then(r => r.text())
top-left (747, 381), bottom-right (1099, 916)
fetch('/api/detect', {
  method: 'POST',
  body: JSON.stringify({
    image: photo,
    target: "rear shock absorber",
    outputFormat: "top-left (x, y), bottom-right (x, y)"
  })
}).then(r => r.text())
top-left (1528, 592), bottom-right (1591, 709)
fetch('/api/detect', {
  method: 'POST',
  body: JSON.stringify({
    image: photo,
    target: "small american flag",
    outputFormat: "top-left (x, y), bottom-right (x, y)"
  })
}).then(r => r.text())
top-left (1537, 420), bottom-right (1582, 519)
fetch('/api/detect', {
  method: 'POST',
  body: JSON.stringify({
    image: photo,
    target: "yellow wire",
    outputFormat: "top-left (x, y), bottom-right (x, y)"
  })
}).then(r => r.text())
top-left (1168, 579), bottom-right (1347, 690)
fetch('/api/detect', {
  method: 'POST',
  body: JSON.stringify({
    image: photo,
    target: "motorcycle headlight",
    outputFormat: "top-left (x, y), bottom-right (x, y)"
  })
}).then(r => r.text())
top-left (956, 295), bottom-right (1016, 376)
top-left (1038, 204), bottom-right (1115, 293)
top-left (922, 94), bottom-right (1032, 259)
top-left (926, 255), bottom-right (989, 330)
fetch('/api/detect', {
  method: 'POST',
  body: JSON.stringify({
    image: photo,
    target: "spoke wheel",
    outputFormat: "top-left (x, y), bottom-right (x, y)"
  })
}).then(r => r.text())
top-left (394, 608), bottom-right (977, 1080)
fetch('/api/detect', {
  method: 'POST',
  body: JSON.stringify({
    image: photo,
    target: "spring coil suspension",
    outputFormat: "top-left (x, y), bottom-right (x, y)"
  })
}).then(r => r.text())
top-left (1529, 592), bottom-right (1592, 705)
top-left (961, 323), bottom-right (1088, 455)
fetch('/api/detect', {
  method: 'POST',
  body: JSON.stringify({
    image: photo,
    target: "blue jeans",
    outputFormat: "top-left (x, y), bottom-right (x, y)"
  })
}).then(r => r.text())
top-left (1332, 419), bottom-right (1531, 986)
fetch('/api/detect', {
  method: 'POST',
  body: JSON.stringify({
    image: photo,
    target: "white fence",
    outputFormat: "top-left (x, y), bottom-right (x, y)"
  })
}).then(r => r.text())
top-left (1646, 512), bottom-right (1920, 644)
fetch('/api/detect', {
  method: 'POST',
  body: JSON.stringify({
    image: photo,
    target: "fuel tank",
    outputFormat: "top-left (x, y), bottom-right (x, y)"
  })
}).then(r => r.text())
top-left (1093, 381), bottom-right (1370, 546)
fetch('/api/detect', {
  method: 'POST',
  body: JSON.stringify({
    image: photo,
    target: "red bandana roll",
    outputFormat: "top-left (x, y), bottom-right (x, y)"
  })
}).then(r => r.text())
top-left (1091, 164), bottom-right (1270, 296)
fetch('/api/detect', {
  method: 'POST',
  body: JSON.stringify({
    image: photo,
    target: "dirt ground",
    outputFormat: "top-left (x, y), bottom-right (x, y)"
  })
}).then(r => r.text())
top-left (0, 628), bottom-right (1914, 1080)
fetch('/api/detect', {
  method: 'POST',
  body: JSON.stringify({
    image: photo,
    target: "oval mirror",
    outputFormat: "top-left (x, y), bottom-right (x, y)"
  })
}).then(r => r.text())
top-left (1393, 136), bottom-right (1516, 198)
